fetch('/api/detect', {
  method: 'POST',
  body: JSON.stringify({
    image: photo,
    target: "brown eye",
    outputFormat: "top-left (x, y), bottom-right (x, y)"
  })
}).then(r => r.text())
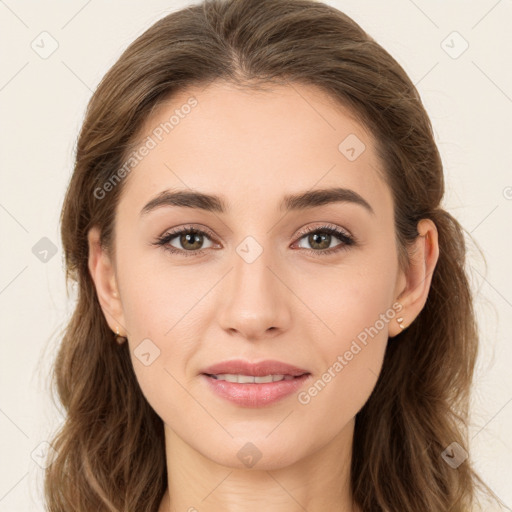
top-left (153, 223), bottom-right (356, 258)
top-left (154, 226), bottom-right (216, 256)
top-left (304, 231), bottom-right (333, 250)
top-left (174, 230), bottom-right (206, 251)
top-left (294, 225), bottom-right (355, 256)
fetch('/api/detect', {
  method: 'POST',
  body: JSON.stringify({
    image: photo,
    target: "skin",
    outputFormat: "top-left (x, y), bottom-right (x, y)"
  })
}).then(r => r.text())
top-left (88, 81), bottom-right (439, 512)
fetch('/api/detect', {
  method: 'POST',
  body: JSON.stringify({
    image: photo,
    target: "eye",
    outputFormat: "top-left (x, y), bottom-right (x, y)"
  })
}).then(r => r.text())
top-left (153, 223), bottom-right (356, 257)
top-left (292, 224), bottom-right (356, 256)
top-left (153, 225), bottom-right (217, 257)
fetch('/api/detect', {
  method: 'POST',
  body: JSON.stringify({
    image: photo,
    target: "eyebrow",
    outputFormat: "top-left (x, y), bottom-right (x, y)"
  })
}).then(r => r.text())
top-left (140, 187), bottom-right (375, 216)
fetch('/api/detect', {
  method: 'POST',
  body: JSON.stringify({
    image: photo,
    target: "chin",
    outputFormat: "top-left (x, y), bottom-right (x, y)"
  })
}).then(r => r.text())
top-left (204, 435), bottom-right (307, 471)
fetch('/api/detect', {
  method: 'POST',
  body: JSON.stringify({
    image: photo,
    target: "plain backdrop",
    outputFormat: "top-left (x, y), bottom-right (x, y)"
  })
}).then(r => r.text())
top-left (0, 1), bottom-right (511, 510)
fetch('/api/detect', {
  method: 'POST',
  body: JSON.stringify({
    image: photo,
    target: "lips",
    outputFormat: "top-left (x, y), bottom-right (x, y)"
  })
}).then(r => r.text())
top-left (201, 359), bottom-right (310, 378)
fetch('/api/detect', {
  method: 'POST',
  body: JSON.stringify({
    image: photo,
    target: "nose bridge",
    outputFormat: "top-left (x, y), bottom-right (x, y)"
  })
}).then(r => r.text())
top-left (233, 242), bottom-right (274, 298)
top-left (217, 235), bottom-right (290, 338)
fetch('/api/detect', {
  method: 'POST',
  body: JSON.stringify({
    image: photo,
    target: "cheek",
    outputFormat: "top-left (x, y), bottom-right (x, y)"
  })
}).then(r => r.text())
top-left (117, 244), bottom-right (210, 340)
top-left (113, 249), bottom-right (208, 411)
top-left (296, 255), bottom-right (397, 419)
top-left (302, 246), bottom-right (398, 342)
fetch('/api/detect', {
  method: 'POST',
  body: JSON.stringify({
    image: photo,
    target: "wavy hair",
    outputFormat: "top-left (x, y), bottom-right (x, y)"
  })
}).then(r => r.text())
top-left (44, 0), bottom-right (503, 510)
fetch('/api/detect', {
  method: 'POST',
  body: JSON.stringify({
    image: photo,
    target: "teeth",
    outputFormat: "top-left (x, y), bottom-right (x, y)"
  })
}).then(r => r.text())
top-left (210, 374), bottom-right (297, 383)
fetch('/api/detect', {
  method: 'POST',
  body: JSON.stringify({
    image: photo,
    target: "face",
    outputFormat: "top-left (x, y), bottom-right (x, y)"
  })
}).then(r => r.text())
top-left (95, 81), bottom-right (408, 469)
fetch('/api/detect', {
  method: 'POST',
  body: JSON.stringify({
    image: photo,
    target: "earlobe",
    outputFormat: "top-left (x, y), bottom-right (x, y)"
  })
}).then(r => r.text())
top-left (87, 226), bottom-right (126, 336)
top-left (389, 219), bottom-right (439, 337)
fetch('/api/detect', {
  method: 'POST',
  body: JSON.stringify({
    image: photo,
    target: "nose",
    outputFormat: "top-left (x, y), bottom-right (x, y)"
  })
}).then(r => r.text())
top-left (216, 245), bottom-right (292, 341)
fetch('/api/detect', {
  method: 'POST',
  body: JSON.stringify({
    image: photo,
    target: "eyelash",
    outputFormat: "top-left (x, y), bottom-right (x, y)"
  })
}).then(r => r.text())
top-left (153, 223), bottom-right (356, 258)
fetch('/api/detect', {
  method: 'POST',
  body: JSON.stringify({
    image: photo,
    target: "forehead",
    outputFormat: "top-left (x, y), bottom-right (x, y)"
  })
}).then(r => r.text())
top-left (118, 81), bottom-right (391, 219)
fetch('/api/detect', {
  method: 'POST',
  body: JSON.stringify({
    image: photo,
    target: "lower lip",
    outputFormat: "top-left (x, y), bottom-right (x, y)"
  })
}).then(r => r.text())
top-left (201, 373), bottom-right (311, 407)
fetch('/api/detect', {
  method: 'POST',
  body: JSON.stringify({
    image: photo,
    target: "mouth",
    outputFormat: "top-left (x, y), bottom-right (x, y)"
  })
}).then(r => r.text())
top-left (203, 373), bottom-right (309, 383)
top-left (200, 358), bottom-right (310, 379)
top-left (200, 370), bottom-right (312, 407)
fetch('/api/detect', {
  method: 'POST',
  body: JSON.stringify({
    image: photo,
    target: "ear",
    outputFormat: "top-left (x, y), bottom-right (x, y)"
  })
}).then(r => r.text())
top-left (388, 219), bottom-right (440, 338)
top-left (87, 226), bottom-right (127, 337)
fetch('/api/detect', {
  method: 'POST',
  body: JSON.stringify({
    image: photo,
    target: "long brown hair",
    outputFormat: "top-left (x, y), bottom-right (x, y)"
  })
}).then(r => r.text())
top-left (44, 0), bottom-right (503, 510)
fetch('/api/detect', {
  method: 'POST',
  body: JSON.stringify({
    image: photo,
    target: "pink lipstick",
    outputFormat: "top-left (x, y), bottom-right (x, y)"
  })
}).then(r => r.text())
top-left (200, 359), bottom-right (311, 407)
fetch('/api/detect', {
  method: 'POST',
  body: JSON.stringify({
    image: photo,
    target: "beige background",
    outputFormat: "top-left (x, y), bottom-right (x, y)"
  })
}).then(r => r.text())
top-left (0, 0), bottom-right (511, 510)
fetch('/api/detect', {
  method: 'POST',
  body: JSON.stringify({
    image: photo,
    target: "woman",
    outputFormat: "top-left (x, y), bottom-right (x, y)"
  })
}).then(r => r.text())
top-left (44, 0), bottom-right (504, 510)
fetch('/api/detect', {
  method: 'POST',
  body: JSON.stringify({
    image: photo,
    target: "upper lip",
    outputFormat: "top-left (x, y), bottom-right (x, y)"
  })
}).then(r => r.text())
top-left (201, 359), bottom-right (310, 377)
